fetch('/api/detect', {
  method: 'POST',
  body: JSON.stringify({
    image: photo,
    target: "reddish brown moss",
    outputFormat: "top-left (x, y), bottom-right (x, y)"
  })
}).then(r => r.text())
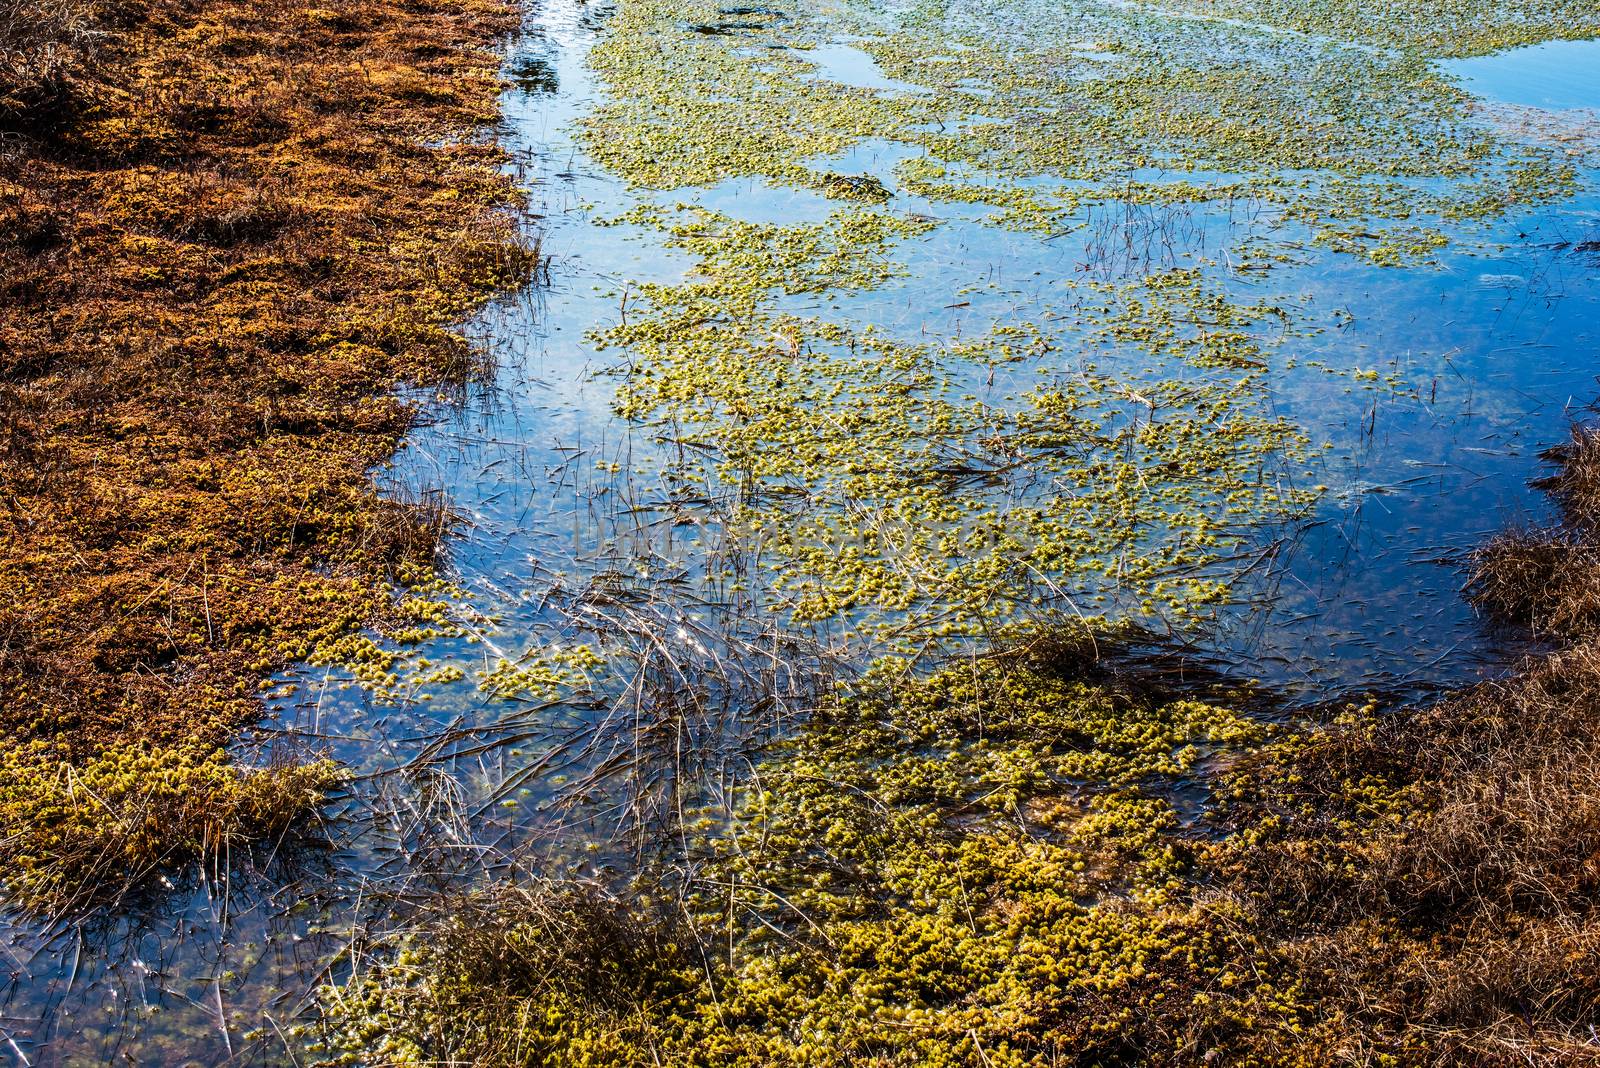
top-left (0, 0), bottom-right (529, 898)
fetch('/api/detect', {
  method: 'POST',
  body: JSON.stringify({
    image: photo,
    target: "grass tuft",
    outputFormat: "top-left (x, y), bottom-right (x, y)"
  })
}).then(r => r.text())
top-left (0, 0), bottom-right (100, 124)
top-left (320, 883), bottom-right (699, 1066)
top-left (1470, 425), bottom-right (1600, 635)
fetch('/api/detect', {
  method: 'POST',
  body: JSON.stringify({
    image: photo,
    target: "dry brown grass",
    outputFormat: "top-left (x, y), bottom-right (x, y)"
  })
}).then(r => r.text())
top-left (1208, 574), bottom-right (1600, 1062)
top-left (1469, 425), bottom-right (1600, 636)
top-left (1469, 526), bottom-right (1600, 633)
top-left (0, 0), bottom-right (100, 119)
top-left (1537, 425), bottom-right (1600, 529)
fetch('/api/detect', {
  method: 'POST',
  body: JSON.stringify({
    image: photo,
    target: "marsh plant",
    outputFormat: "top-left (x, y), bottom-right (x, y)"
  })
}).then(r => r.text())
top-left (319, 425), bottom-right (1600, 1064)
top-left (313, 0), bottom-right (1600, 1061)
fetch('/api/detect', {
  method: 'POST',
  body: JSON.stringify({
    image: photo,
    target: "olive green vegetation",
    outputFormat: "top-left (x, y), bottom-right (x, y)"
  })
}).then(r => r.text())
top-left (319, 603), bottom-right (1600, 1065)
top-left (572, 0), bottom-right (1582, 652)
top-left (318, 641), bottom-right (1275, 1066)
top-left (598, 205), bottom-right (1313, 636)
top-left (585, 0), bottom-right (1578, 232)
top-left (0, 744), bottom-right (339, 905)
top-left (0, 0), bottom-right (528, 908)
top-left (315, 0), bottom-right (1600, 1061)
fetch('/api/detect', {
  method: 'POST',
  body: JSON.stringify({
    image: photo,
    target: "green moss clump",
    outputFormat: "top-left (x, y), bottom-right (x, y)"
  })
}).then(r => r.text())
top-left (319, 642), bottom-right (1285, 1066)
top-left (0, 741), bottom-right (342, 909)
top-left (320, 631), bottom-right (1600, 1065)
top-left (317, 884), bottom-right (706, 1067)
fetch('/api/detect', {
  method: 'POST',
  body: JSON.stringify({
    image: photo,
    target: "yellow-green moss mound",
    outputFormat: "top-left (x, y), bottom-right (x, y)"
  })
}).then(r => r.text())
top-left (0, 743), bottom-right (343, 910)
top-left (319, 617), bottom-right (1600, 1066)
top-left (317, 645), bottom-right (1269, 1065)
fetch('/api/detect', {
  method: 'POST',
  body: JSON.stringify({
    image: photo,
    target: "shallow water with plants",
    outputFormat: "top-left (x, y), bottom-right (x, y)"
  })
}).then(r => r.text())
top-left (3, 0), bottom-right (1600, 1062)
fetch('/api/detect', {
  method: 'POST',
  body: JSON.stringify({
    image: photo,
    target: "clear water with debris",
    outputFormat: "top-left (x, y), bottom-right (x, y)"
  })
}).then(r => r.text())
top-left (3, 5), bottom-right (1599, 1063)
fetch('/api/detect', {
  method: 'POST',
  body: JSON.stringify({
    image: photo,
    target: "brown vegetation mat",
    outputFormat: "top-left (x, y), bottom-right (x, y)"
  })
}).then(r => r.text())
top-left (0, 0), bottom-right (528, 905)
top-left (1204, 656), bottom-right (1600, 1063)
top-left (1171, 424), bottom-right (1600, 1064)
top-left (1469, 426), bottom-right (1600, 635)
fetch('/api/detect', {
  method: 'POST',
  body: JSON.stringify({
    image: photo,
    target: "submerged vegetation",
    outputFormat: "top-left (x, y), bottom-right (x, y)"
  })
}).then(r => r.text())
top-left (563, 0), bottom-right (1590, 655)
top-left (3, 0), bottom-right (1599, 1054)
top-left (0, 0), bottom-right (529, 903)
top-left (313, 0), bottom-right (1600, 1062)
top-left (322, 431), bottom-right (1600, 1064)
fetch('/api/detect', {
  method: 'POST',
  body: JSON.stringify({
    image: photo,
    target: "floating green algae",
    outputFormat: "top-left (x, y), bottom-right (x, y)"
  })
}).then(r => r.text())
top-left (317, 624), bottom-right (1600, 1065)
top-left (560, 0), bottom-right (1587, 657)
top-left (585, 0), bottom-right (1576, 221)
top-left (313, 0), bottom-right (1600, 1060)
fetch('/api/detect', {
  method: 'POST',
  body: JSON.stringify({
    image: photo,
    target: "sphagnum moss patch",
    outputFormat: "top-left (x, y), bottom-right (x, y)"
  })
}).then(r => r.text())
top-left (321, 614), bottom-right (1600, 1066)
top-left (0, 0), bottom-right (530, 904)
top-left (318, 642), bottom-right (1276, 1067)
